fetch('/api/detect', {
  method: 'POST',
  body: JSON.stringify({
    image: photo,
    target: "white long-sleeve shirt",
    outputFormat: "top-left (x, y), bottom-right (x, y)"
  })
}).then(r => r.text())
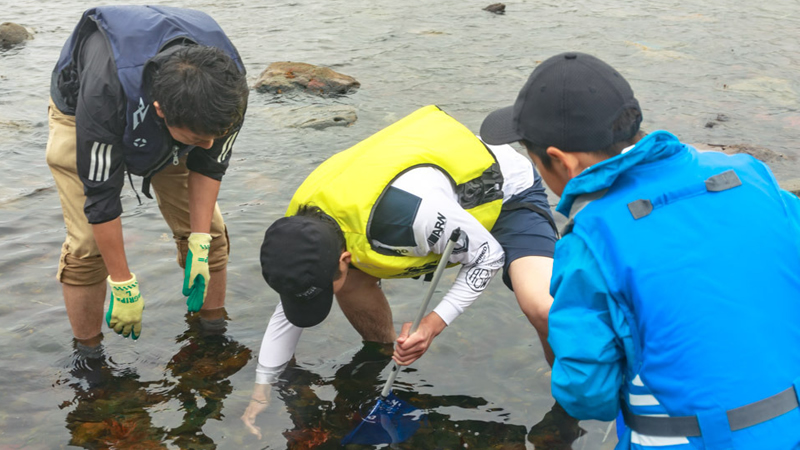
top-left (256, 142), bottom-right (535, 384)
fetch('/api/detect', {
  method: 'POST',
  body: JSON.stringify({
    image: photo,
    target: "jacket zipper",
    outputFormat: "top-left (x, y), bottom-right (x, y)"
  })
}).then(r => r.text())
top-left (142, 145), bottom-right (181, 179)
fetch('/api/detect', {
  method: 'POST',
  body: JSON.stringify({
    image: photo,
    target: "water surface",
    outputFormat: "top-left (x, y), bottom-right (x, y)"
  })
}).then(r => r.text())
top-left (0, 0), bottom-right (798, 448)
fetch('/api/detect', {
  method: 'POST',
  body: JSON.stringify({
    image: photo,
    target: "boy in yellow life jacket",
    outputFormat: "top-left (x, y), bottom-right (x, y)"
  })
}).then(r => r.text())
top-left (242, 105), bottom-right (558, 438)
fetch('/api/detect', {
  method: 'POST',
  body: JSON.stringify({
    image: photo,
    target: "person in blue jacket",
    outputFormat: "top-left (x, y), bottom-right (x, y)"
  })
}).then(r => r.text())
top-left (46, 6), bottom-right (249, 347)
top-left (480, 52), bottom-right (800, 449)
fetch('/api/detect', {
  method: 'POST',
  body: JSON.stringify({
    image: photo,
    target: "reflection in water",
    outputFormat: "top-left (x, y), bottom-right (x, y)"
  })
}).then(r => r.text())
top-left (60, 312), bottom-right (251, 449)
top-left (63, 344), bottom-right (168, 448)
top-left (271, 341), bottom-right (584, 449)
top-left (528, 401), bottom-right (586, 449)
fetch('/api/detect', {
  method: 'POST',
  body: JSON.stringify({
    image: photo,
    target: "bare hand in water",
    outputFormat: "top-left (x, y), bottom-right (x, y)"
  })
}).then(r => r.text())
top-left (241, 383), bottom-right (271, 439)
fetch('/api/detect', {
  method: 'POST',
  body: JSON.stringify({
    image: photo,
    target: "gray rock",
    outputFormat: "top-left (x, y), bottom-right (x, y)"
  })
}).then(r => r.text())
top-left (0, 22), bottom-right (32, 48)
top-left (483, 3), bottom-right (506, 13)
top-left (269, 105), bottom-right (357, 130)
top-left (254, 62), bottom-right (360, 97)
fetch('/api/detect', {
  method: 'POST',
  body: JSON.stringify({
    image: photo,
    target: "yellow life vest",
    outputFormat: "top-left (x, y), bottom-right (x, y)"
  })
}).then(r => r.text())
top-left (287, 105), bottom-right (503, 279)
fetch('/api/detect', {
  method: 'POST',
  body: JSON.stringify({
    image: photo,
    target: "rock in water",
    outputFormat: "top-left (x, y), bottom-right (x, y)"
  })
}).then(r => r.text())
top-left (0, 22), bottom-right (32, 48)
top-left (268, 105), bottom-right (357, 130)
top-left (254, 62), bottom-right (360, 97)
top-left (483, 3), bottom-right (506, 14)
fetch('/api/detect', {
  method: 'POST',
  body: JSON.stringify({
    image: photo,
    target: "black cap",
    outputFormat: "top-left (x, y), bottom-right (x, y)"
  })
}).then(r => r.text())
top-left (260, 215), bottom-right (342, 328)
top-left (480, 52), bottom-right (641, 152)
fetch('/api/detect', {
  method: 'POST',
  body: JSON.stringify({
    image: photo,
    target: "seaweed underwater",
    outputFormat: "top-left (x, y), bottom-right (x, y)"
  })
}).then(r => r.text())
top-left (263, 341), bottom-right (585, 449)
top-left (58, 312), bottom-right (251, 449)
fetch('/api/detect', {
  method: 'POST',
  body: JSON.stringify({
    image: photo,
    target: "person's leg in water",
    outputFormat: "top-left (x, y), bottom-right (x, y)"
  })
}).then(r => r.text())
top-left (46, 99), bottom-right (109, 345)
top-left (68, 333), bottom-right (111, 393)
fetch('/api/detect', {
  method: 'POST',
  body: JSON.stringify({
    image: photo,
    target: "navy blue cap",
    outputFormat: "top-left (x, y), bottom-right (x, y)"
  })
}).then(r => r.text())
top-left (260, 215), bottom-right (341, 328)
top-left (480, 52), bottom-right (641, 152)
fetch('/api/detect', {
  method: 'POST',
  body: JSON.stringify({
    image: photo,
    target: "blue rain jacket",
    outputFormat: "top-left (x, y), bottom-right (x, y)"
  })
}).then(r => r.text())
top-left (548, 131), bottom-right (800, 449)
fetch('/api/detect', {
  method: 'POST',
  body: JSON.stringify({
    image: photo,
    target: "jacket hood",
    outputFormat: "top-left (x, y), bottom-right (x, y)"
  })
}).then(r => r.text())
top-left (556, 130), bottom-right (686, 216)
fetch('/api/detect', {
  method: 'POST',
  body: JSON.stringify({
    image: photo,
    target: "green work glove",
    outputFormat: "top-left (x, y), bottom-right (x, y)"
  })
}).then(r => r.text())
top-left (105, 274), bottom-right (144, 339)
top-left (183, 232), bottom-right (211, 312)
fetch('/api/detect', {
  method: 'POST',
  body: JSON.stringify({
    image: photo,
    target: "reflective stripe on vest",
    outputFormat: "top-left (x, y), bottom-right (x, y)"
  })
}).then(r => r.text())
top-left (622, 385), bottom-right (800, 437)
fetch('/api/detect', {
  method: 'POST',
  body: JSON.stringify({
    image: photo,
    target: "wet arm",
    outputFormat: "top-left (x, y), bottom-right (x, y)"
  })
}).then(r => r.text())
top-left (242, 303), bottom-right (303, 438)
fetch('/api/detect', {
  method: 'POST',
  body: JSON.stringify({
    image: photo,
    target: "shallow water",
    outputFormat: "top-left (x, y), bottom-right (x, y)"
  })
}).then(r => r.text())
top-left (0, 0), bottom-right (798, 448)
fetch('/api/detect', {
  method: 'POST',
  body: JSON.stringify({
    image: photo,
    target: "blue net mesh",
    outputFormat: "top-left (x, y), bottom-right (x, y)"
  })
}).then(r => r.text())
top-left (341, 392), bottom-right (426, 445)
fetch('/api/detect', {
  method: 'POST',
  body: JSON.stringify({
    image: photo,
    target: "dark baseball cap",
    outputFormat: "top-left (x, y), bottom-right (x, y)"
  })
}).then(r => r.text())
top-left (480, 52), bottom-right (641, 152)
top-left (260, 215), bottom-right (342, 328)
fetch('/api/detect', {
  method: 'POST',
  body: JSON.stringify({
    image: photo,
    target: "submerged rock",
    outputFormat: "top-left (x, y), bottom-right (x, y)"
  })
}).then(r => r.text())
top-left (0, 22), bottom-right (32, 48)
top-left (705, 113), bottom-right (731, 128)
top-left (254, 62), bottom-right (360, 97)
top-left (483, 3), bottom-right (506, 13)
top-left (268, 105), bottom-right (357, 129)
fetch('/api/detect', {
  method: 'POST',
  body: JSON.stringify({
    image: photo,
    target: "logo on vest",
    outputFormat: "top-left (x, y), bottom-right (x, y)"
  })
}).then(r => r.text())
top-left (133, 98), bottom-right (150, 130)
top-left (133, 138), bottom-right (147, 147)
top-left (427, 212), bottom-right (447, 247)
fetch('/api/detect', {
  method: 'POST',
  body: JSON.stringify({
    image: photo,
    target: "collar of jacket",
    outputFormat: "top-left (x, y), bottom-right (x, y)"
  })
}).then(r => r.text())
top-left (556, 130), bottom-right (685, 217)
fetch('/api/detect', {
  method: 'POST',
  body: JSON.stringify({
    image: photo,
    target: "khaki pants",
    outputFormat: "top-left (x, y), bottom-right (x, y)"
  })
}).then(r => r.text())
top-left (45, 99), bottom-right (229, 286)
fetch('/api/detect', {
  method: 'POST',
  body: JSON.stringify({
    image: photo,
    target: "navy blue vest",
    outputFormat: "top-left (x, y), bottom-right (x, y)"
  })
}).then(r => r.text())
top-left (54, 5), bottom-right (244, 176)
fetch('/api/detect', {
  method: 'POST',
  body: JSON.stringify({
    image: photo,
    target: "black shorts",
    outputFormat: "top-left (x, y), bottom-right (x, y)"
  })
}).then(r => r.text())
top-left (491, 176), bottom-right (557, 290)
